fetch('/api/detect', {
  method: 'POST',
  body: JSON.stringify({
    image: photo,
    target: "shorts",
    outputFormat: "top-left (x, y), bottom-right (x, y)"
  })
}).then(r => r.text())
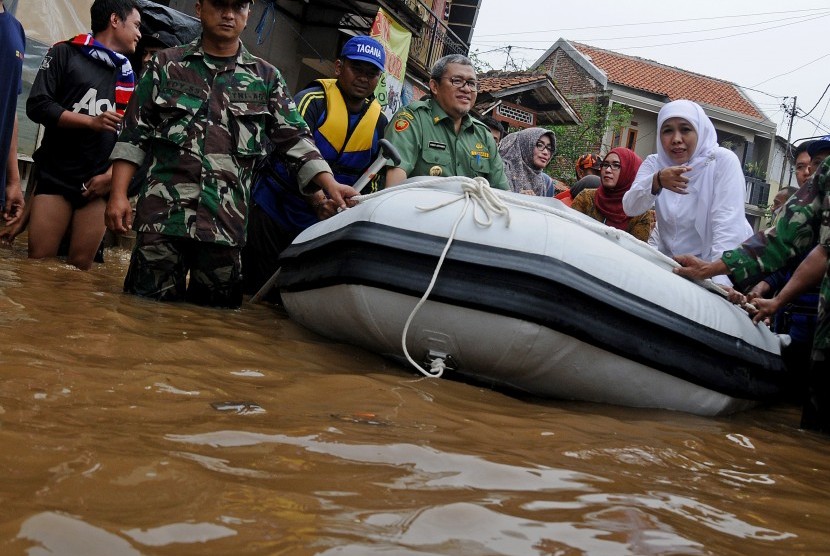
top-left (34, 179), bottom-right (90, 210)
top-left (124, 232), bottom-right (243, 308)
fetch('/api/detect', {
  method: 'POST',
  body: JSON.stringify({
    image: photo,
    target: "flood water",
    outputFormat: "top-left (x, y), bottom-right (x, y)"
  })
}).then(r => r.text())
top-left (1, 238), bottom-right (829, 555)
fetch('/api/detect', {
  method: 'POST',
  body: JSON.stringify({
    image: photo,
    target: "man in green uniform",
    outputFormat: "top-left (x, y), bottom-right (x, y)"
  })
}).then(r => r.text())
top-left (673, 157), bottom-right (830, 433)
top-left (105, 0), bottom-right (356, 308)
top-left (384, 54), bottom-right (508, 189)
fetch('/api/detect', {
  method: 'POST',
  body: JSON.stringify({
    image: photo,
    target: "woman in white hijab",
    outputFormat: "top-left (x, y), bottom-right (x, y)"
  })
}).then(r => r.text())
top-left (623, 99), bottom-right (752, 285)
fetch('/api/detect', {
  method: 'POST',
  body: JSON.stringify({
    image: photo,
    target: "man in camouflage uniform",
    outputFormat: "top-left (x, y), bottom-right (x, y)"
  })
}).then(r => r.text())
top-left (105, 0), bottom-right (356, 307)
top-left (384, 54), bottom-right (509, 189)
top-left (674, 157), bottom-right (830, 433)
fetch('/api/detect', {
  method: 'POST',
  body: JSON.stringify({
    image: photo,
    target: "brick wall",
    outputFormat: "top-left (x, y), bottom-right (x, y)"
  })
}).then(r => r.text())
top-left (538, 48), bottom-right (610, 184)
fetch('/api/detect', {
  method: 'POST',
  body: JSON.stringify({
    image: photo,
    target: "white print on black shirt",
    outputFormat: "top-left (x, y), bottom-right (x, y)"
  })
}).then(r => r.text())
top-left (72, 88), bottom-right (115, 115)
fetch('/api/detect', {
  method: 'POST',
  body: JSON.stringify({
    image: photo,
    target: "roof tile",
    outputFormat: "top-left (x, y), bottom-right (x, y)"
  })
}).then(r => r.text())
top-left (477, 71), bottom-right (548, 93)
top-left (571, 42), bottom-right (766, 121)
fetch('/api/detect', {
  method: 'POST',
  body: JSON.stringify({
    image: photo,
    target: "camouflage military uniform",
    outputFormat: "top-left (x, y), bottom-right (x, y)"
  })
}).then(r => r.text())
top-left (720, 157), bottom-right (830, 430)
top-left (112, 38), bottom-right (330, 306)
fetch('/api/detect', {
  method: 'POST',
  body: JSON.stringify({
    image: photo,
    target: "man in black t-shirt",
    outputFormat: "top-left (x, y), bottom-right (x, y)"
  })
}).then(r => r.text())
top-left (23, 0), bottom-right (141, 270)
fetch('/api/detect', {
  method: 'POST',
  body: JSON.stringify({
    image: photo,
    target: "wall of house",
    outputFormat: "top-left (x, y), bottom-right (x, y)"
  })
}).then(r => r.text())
top-left (602, 105), bottom-right (657, 160)
top-left (769, 141), bottom-right (795, 191)
top-left (167, 0), bottom-right (338, 92)
top-left (538, 48), bottom-right (604, 115)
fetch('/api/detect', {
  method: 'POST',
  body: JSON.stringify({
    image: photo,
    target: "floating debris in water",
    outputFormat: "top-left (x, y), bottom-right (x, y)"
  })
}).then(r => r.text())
top-left (331, 412), bottom-right (390, 426)
top-left (210, 401), bottom-right (266, 415)
top-left (230, 369), bottom-right (265, 377)
top-left (154, 382), bottom-right (200, 396)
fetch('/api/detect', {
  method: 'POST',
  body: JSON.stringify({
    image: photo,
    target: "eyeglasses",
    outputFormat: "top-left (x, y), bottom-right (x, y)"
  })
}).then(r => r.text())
top-left (535, 141), bottom-right (553, 153)
top-left (600, 162), bottom-right (622, 171)
top-left (443, 76), bottom-right (479, 91)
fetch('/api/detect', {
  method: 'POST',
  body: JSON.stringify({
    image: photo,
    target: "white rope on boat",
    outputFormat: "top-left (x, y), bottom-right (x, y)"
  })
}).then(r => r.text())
top-left (395, 177), bottom-right (509, 378)
top-left (353, 177), bottom-right (729, 298)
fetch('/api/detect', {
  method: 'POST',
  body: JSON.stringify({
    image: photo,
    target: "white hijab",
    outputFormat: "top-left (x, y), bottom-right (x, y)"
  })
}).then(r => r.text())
top-left (655, 99), bottom-right (718, 172)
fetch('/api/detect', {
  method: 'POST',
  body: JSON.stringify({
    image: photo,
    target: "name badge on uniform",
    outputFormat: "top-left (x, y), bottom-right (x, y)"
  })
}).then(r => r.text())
top-left (428, 141), bottom-right (447, 150)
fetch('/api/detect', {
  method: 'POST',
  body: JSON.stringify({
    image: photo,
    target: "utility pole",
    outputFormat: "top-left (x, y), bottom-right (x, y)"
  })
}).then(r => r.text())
top-left (780, 96), bottom-right (797, 186)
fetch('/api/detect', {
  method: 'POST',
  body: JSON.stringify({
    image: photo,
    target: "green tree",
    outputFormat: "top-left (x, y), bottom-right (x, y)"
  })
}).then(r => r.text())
top-left (546, 101), bottom-right (632, 184)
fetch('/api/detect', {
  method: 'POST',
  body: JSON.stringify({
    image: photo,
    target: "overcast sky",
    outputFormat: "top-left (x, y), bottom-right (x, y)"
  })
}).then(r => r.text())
top-left (470, 0), bottom-right (829, 145)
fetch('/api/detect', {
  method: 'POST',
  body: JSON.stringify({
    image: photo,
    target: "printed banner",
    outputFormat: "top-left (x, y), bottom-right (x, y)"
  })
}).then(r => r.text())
top-left (370, 9), bottom-right (412, 119)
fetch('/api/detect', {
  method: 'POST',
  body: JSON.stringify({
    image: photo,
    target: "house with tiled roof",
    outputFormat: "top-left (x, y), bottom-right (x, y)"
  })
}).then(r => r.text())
top-left (534, 39), bottom-right (779, 229)
top-left (475, 70), bottom-right (581, 128)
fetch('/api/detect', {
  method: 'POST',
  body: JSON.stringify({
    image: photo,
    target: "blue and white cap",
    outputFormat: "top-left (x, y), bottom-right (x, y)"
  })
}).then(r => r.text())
top-left (340, 36), bottom-right (386, 72)
top-left (808, 134), bottom-right (830, 157)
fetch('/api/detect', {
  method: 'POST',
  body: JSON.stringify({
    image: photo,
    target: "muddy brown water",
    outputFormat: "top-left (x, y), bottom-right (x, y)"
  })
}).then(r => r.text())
top-left (0, 241), bottom-right (829, 555)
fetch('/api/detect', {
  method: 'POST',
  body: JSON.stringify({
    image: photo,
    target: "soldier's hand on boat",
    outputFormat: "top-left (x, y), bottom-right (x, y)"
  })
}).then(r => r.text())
top-left (519, 189), bottom-right (537, 196)
top-left (657, 166), bottom-right (692, 195)
top-left (315, 173), bottom-right (359, 210)
top-left (105, 194), bottom-right (133, 234)
top-left (672, 254), bottom-right (728, 281)
top-left (722, 286), bottom-right (747, 306)
top-left (751, 296), bottom-right (781, 325)
top-left (746, 280), bottom-right (772, 302)
top-left (312, 197), bottom-right (338, 220)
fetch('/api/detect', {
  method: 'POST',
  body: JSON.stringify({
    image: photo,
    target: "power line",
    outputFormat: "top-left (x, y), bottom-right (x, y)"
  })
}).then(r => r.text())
top-left (799, 112), bottom-right (830, 134)
top-left (808, 94), bottom-right (830, 136)
top-left (474, 12), bottom-right (825, 44)
top-left (751, 52), bottom-right (830, 87)
top-left (474, 8), bottom-right (830, 38)
top-left (607, 12), bottom-right (830, 51)
top-left (475, 12), bottom-right (828, 56)
top-left (802, 82), bottom-right (830, 117)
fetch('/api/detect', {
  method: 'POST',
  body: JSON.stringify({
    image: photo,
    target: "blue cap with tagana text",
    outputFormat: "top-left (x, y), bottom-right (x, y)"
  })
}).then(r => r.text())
top-left (340, 36), bottom-right (386, 72)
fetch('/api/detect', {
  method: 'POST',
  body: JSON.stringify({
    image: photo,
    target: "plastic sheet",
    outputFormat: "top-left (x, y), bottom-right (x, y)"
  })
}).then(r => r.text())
top-left (135, 0), bottom-right (200, 49)
top-left (12, 0), bottom-right (199, 157)
top-left (15, 0), bottom-right (92, 46)
top-left (15, 0), bottom-right (200, 47)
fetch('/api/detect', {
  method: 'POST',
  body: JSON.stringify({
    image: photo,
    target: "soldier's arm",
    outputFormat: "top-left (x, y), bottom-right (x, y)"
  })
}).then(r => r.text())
top-left (722, 183), bottom-right (823, 289)
top-left (751, 245), bottom-right (827, 323)
top-left (266, 73), bottom-right (332, 191)
top-left (111, 55), bottom-right (160, 161)
top-left (107, 57), bottom-right (159, 233)
top-left (105, 160), bottom-right (138, 233)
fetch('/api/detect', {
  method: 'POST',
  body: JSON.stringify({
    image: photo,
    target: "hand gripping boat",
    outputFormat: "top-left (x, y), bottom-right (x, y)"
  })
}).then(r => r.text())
top-left (276, 177), bottom-right (787, 416)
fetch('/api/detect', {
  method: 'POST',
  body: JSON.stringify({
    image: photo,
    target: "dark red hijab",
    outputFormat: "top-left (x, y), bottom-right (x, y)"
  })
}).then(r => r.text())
top-left (593, 147), bottom-right (642, 230)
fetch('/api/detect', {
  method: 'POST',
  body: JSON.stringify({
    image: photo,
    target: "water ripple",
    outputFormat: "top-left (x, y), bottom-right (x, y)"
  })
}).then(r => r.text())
top-left (165, 430), bottom-right (602, 492)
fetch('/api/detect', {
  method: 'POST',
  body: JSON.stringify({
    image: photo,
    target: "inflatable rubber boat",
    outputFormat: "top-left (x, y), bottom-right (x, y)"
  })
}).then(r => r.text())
top-left (276, 177), bottom-right (787, 416)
